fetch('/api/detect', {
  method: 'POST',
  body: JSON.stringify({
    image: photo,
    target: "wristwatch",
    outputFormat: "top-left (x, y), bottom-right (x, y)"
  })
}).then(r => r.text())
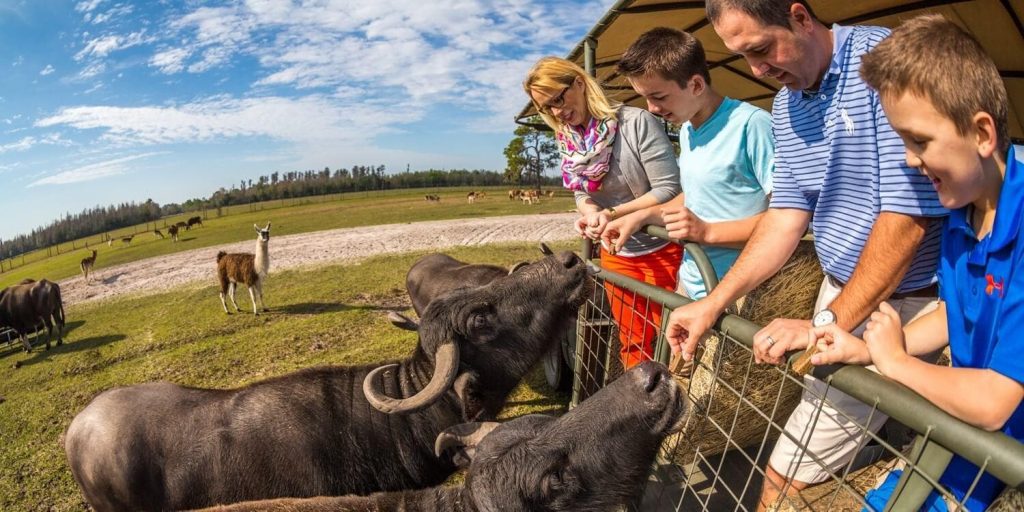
top-left (812, 308), bottom-right (837, 327)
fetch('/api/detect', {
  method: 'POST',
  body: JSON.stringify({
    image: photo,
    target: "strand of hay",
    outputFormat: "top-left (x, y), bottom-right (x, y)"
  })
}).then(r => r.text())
top-left (666, 240), bottom-right (822, 466)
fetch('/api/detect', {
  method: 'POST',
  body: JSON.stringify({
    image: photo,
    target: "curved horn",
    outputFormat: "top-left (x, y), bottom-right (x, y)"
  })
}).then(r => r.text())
top-left (363, 342), bottom-right (460, 414)
top-left (434, 421), bottom-right (501, 466)
top-left (508, 261), bottom-right (530, 275)
top-left (387, 311), bottom-right (419, 331)
top-left (539, 242), bottom-right (554, 256)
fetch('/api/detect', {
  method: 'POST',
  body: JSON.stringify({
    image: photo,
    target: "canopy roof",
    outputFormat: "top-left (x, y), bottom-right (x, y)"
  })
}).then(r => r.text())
top-left (516, 0), bottom-right (1024, 143)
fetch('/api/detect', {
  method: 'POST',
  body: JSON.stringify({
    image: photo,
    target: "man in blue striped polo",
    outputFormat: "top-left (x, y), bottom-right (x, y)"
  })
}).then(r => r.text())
top-left (663, 1), bottom-right (947, 509)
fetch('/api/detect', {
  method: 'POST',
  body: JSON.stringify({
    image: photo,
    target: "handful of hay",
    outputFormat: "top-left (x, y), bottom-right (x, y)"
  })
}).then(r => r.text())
top-left (666, 239), bottom-right (822, 465)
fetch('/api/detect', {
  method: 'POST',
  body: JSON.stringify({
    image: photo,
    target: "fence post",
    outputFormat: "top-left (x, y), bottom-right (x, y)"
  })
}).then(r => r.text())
top-left (885, 433), bottom-right (955, 511)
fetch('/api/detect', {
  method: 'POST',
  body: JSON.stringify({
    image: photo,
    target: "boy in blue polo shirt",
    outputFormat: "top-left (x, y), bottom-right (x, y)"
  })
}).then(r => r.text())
top-left (809, 14), bottom-right (1024, 510)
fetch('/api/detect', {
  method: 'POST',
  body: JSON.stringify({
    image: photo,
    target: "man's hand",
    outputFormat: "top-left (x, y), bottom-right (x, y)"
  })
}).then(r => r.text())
top-left (665, 299), bottom-right (724, 361)
top-left (753, 318), bottom-right (813, 365)
top-left (807, 324), bottom-right (872, 366)
top-left (663, 206), bottom-right (709, 243)
top-left (863, 302), bottom-right (911, 376)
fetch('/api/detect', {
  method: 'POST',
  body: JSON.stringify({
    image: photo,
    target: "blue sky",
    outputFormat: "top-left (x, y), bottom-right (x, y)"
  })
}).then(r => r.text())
top-left (0, 0), bottom-right (613, 240)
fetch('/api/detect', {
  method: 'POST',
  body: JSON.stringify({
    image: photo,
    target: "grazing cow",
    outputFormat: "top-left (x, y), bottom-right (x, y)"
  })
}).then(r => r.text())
top-left (167, 224), bottom-right (180, 242)
top-left (194, 361), bottom-right (686, 512)
top-left (80, 250), bottom-right (98, 282)
top-left (0, 279), bottom-right (65, 352)
top-left (217, 223), bottom-right (271, 314)
top-left (153, 229), bottom-right (165, 239)
top-left (187, 216), bottom-right (204, 229)
top-left (175, 221), bottom-right (188, 230)
top-left (64, 251), bottom-right (588, 511)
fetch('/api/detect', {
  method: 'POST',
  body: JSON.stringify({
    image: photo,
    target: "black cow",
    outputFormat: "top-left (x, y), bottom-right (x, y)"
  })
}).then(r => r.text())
top-left (0, 279), bottom-right (65, 352)
top-left (64, 251), bottom-right (589, 512)
top-left (389, 244), bottom-right (554, 330)
top-left (195, 361), bottom-right (686, 512)
top-left (187, 216), bottom-right (204, 229)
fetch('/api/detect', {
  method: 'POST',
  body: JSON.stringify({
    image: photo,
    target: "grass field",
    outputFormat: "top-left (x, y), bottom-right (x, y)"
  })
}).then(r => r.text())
top-left (0, 240), bottom-right (578, 510)
top-left (0, 186), bottom-right (575, 290)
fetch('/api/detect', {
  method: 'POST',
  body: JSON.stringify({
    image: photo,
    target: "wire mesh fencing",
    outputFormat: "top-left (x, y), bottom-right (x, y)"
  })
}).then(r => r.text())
top-left (570, 233), bottom-right (1024, 512)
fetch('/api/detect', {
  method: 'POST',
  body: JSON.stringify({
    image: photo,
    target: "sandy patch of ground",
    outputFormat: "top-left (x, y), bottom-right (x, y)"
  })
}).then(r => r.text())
top-left (60, 212), bottom-right (579, 306)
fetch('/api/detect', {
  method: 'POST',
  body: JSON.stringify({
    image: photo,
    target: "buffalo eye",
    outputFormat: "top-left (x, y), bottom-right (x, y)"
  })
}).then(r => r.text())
top-left (471, 313), bottom-right (489, 329)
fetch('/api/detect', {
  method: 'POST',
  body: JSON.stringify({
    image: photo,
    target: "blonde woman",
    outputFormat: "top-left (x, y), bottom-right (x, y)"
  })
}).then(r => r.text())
top-left (524, 56), bottom-right (681, 369)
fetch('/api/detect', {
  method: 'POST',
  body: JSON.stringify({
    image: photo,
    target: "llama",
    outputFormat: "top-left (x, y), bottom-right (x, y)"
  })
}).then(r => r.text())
top-left (216, 222), bottom-right (271, 315)
top-left (80, 250), bottom-right (97, 282)
top-left (167, 225), bottom-right (180, 242)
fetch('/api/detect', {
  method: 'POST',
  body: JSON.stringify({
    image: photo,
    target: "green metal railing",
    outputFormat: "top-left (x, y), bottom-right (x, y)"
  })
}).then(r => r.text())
top-left (573, 232), bottom-right (1024, 511)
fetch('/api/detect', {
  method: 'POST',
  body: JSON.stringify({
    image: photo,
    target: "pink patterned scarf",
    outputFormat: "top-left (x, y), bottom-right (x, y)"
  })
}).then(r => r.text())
top-left (557, 116), bottom-right (618, 193)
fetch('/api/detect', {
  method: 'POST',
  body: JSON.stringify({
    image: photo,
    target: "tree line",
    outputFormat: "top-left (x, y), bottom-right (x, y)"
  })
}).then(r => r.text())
top-left (0, 165), bottom-right (560, 260)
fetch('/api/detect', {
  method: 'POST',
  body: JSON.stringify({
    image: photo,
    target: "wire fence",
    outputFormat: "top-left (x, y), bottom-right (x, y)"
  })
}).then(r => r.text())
top-left (569, 229), bottom-right (1024, 511)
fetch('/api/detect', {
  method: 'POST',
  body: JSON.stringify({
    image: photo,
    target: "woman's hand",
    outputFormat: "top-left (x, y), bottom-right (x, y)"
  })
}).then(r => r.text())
top-left (601, 213), bottom-right (643, 255)
top-left (575, 210), bottom-right (611, 240)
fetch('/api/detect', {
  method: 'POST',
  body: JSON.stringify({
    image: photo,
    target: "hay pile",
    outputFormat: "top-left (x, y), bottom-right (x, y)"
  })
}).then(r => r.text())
top-left (665, 239), bottom-right (822, 466)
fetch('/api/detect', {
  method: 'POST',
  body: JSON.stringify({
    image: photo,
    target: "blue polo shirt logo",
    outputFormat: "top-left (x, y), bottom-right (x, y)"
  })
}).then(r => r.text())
top-left (985, 274), bottom-right (1005, 298)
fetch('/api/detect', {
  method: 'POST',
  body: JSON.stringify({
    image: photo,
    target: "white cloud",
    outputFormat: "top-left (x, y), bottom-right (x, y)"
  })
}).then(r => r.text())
top-left (35, 95), bottom-right (411, 146)
top-left (29, 152), bottom-right (166, 187)
top-left (150, 47), bottom-right (191, 74)
top-left (75, 31), bottom-right (148, 61)
top-left (75, 0), bottom-right (103, 14)
top-left (0, 133), bottom-right (69, 154)
top-left (91, 4), bottom-right (133, 24)
top-left (40, 64), bottom-right (55, 76)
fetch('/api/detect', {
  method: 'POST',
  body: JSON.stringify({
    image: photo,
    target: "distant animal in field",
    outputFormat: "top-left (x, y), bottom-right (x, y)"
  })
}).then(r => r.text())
top-left (174, 221), bottom-right (188, 230)
top-left (0, 279), bottom-right (65, 352)
top-left (190, 361), bottom-right (686, 512)
top-left (546, 190), bottom-right (556, 198)
top-left (467, 191), bottom-right (477, 204)
top-left (153, 230), bottom-right (164, 239)
top-left (120, 235), bottom-right (134, 246)
top-left (64, 250), bottom-right (588, 511)
top-left (187, 216), bottom-right (203, 229)
top-left (167, 224), bottom-right (179, 242)
top-left (424, 194), bottom-right (440, 202)
top-left (217, 222), bottom-right (271, 314)
top-left (107, 238), bottom-right (113, 247)
top-left (80, 250), bottom-right (98, 282)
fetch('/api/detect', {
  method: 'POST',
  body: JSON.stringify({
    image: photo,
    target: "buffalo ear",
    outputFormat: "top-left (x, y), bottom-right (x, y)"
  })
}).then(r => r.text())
top-left (387, 311), bottom-right (419, 331)
top-left (434, 422), bottom-right (500, 469)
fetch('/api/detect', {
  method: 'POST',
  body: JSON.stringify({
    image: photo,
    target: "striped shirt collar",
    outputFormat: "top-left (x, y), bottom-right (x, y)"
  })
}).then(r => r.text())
top-left (801, 24), bottom-right (852, 98)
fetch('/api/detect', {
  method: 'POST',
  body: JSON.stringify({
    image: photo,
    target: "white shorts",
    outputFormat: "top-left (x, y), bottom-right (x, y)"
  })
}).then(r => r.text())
top-left (768, 276), bottom-right (940, 484)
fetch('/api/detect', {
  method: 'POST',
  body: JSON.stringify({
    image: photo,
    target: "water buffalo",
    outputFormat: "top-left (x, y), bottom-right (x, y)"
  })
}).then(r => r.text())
top-left (64, 251), bottom-right (588, 511)
top-left (0, 279), bottom-right (65, 351)
top-left (195, 361), bottom-right (686, 512)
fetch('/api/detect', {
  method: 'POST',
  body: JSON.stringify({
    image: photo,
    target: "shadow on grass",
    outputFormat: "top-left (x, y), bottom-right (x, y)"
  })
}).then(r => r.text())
top-left (270, 302), bottom-right (402, 315)
top-left (100, 272), bottom-right (127, 284)
top-left (0, 320), bottom-right (87, 359)
top-left (14, 333), bottom-right (127, 368)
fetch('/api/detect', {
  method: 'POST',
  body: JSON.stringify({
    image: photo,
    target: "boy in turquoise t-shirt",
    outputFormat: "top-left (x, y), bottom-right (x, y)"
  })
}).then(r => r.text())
top-left (603, 26), bottom-right (774, 300)
top-left (809, 14), bottom-right (1024, 511)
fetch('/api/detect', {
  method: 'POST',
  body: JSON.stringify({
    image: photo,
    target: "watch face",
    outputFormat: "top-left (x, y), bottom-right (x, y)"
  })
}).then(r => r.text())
top-left (813, 309), bottom-right (836, 327)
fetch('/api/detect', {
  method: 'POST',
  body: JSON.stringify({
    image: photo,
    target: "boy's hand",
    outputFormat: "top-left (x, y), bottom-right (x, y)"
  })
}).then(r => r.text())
top-left (808, 324), bottom-right (871, 366)
top-left (601, 214), bottom-right (642, 255)
top-left (863, 302), bottom-right (910, 376)
top-left (662, 206), bottom-right (708, 243)
top-left (666, 300), bottom-right (723, 361)
top-left (753, 318), bottom-right (812, 365)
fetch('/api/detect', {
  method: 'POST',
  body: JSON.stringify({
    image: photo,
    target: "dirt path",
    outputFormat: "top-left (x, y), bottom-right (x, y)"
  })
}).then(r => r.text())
top-left (60, 212), bottom-right (580, 306)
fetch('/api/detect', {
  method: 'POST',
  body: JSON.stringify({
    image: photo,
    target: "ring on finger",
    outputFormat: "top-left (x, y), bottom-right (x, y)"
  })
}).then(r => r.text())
top-left (765, 335), bottom-right (777, 347)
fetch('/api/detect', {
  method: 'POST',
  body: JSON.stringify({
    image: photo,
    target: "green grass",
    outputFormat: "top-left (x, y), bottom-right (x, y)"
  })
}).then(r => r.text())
top-left (0, 240), bottom-right (578, 510)
top-left (0, 187), bottom-right (575, 290)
